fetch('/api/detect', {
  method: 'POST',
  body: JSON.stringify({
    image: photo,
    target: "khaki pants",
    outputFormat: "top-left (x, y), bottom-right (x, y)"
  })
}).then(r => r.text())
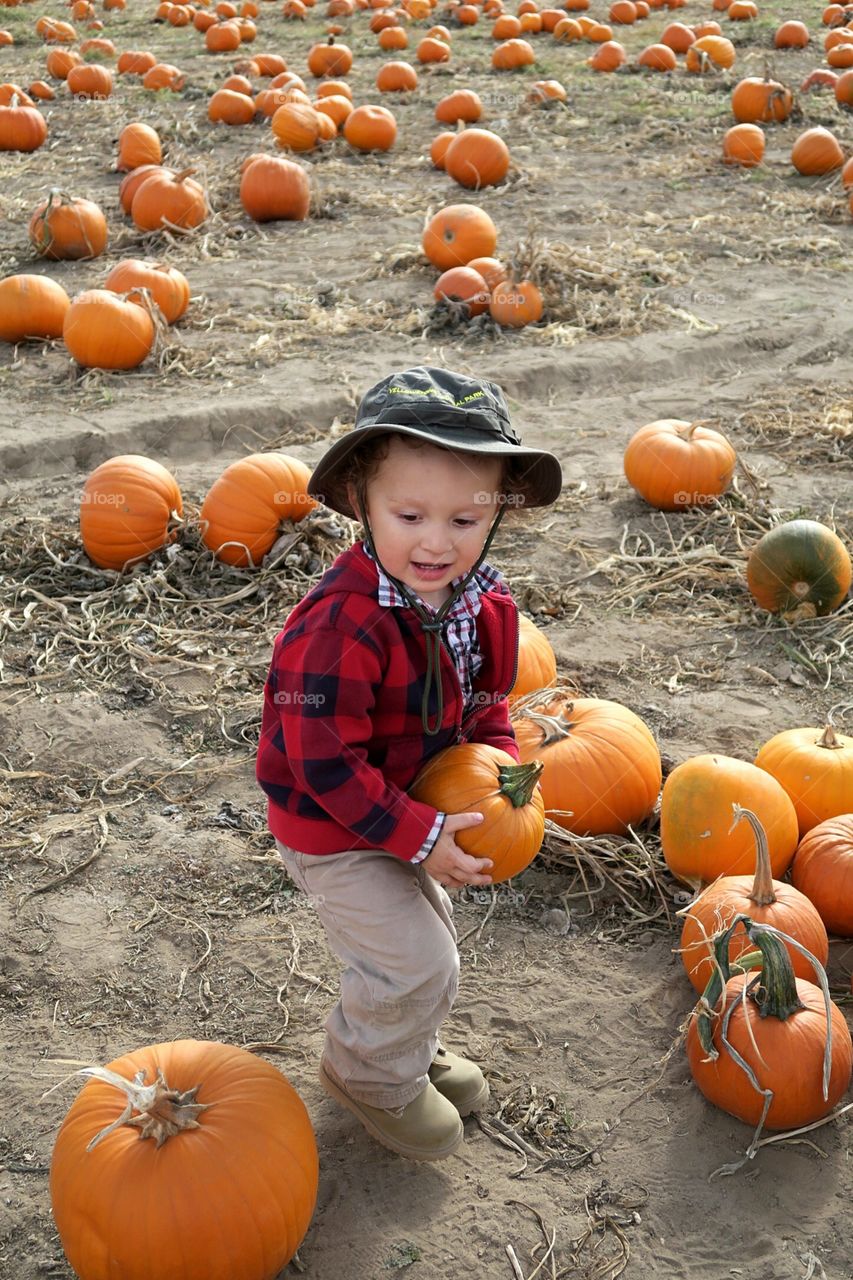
top-left (276, 841), bottom-right (460, 1109)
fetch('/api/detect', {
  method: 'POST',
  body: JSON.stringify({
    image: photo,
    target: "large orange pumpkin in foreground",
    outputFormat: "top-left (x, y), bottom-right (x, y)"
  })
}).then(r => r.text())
top-left (410, 742), bottom-right (545, 882)
top-left (64, 291), bottom-right (155, 370)
top-left (50, 1040), bottom-right (318, 1280)
top-left (80, 454), bottom-right (183, 570)
top-left (512, 693), bottom-right (661, 835)
top-left (201, 452), bottom-right (315, 566)
top-left (686, 922), bottom-right (852, 1130)
top-left (661, 753), bottom-right (799, 886)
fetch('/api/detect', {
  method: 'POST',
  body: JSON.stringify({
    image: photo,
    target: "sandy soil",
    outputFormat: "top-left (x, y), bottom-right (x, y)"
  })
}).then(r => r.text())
top-left (1, 2), bottom-right (852, 1278)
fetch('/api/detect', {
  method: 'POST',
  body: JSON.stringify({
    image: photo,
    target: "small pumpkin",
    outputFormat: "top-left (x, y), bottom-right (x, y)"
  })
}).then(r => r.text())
top-left (344, 103), bottom-right (397, 151)
top-left (746, 520), bottom-right (852, 617)
top-left (512, 692), bottom-right (662, 836)
top-left (679, 805), bottom-right (829, 993)
top-left (417, 35), bottom-right (451, 62)
top-left (435, 89), bottom-right (482, 123)
top-left (660, 753), bottom-right (799, 887)
top-left (117, 50), bottom-right (158, 75)
top-left (790, 125), bottom-right (844, 174)
top-left (409, 743), bottom-right (545, 883)
top-left (430, 131), bottom-right (455, 169)
top-left (376, 59), bottom-right (418, 91)
top-left (307, 36), bottom-right (353, 76)
top-left (64, 291), bottom-right (155, 371)
top-left (141, 63), bottom-right (186, 92)
top-left (208, 87), bottom-right (256, 123)
top-left (0, 96), bottom-right (48, 151)
top-left (489, 280), bottom-right (543, 328)
top-left (433, 265), bottom-right (490, 316)
top-left (422, 203), bottom-right (498, 270)
top-left (637, 43), bottom-right (678, 71)
top-left (240, 154), bottom-right (311, 222)
top-left (491, 37), bottom-right (535, 68)
top-left (79, 455), bottom-right (182, 569)
top-left (29, 191), bottom-right (108, 261)
top-left (103, 259), bottom-right (190, 325)
top-left (623, 419), bottom-right (737, 509)
top-left (201, 452), bottom-right (316, 566)
top-left (686, 918), bottom-right (852, 1130)
top-left (272, 101), bottom-right (322, 151)
top-left (685, 33), bottom-right (735, 71)
top-left (444, 127), bottom-right (510, 189)
top-left (774, 19), bottom-right (810, 47)
top-left (130, 168), bottom-right (208, 233)
top-left (755, 722), bottom-right (853, 835)
top-left (116, 122), bottom-right (162, 171)
top-left (588, 39), bottom-right (627, 71)
top-left (791, 814), bottom-right (853, 936)
top-left (119, 165), bottom-right (171, 216)
top-left (50, 1040), bottom-right (318, 1280)
top-left (722, 122), bottom-right (765, 166)
top-left (66, 63), bottom-right (113, 98)
top-left (0, 273), bottom-right (70, 343)
top-left (731, 75), bottom-right (793, 122)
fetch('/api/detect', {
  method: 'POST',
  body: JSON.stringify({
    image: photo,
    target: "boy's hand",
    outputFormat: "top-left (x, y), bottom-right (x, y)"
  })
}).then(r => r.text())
top-left (422, 812), bottom-right (493, 890)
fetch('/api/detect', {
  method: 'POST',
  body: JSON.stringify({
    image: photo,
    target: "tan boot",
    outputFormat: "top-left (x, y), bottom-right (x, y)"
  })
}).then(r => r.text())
top-left (428, 1046), bottom-right (490, 1116)
top-left (319, 1059), bottom-right (464, 1161)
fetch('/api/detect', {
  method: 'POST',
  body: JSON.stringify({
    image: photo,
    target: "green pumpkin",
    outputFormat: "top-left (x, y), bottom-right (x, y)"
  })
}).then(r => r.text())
top-left (746, 519), bottom-right (851, 616)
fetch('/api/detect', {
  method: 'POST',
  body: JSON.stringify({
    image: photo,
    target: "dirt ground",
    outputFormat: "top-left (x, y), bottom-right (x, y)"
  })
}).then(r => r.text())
top-left (1, 2), bottom-right (852, 1278)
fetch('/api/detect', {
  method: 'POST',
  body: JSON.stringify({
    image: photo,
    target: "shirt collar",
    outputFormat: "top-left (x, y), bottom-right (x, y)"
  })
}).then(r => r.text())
top-left (361, 543), bottom-right (502, 617)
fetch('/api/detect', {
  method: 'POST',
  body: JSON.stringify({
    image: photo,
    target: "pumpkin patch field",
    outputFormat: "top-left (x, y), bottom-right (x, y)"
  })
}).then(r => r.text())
top-left (1, 0), bottom-right (852, 1274)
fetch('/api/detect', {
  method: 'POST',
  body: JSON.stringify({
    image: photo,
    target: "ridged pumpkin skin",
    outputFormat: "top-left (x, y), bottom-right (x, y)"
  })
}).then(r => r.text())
top-left (0, 273), bottom-right (69, 341)
top-left (679, 807), bottom-right (828, 992)
top-left (422, 203), bottom-right (498, 270)
top-left (103, 258), bottom-right (190, 324)
top-left (731, 75), bottom-right (793, 122)
top-left (409, 742), bottom-right (545, 882)
top-left (80, 454), bottom-right (182, 570)
top-left (791, 125), bottom-right (844, 174)
top-left (687, 973), bottom-right (852, 1128)
top-left (623, 419), bottom-right (737, 510)
top-left (29, 192), bottom-right (108, 260)
top-left (755, 724), bottom-right (853, 835)
top-left (444, 127), bottom-right (510, 189)
top-left (201, 452), bottom-right (315, 566)
top-left (746, 519), bottom-right (852, 617)
top-left (512, 695), bottom-right (661, 836)
top-left (509, 615), bottom-right (557, 703)
top-left (661, 754), bottom-right (799, 886)
top-left (50, 1040), bottom-right (318, 1280)
top-left (240, 154), bottom-right (311, 222)
top-left (116, 121), bottom-right (162, 171)
top-left (64, 291), bottom-right (155, 371)
top-left (792, 814), bottom-right (853, 935)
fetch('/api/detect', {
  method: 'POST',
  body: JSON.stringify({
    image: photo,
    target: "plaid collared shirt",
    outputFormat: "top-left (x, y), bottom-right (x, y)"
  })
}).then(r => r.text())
top-left (364, 544), bottom-right (505, 864)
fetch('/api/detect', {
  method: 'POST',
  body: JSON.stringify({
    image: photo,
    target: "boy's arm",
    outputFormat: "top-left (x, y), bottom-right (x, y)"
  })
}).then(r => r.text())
top-left (467, 695), bottom-right (521, 762)
top-left (268, 626), bottom-right (444, 861)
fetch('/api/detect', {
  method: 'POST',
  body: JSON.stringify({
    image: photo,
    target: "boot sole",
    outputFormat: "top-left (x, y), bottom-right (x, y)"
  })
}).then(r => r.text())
top-left (319, 1061), bottom-right (464, 1162)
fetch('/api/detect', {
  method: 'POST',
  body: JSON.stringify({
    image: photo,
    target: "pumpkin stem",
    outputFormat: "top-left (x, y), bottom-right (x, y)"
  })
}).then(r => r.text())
top-left (817, 722), bottom-right (842, 750)
top-left (497, 759), bottom-right (543, 808)
top-left (75, 1064), bottom-right (212, 1150)
top-left (518, 706), bottom-right (574, 748)
top-left (173, 167), bottom-right (197, 184)
top-left (729, 804), bottom-right (776, 907)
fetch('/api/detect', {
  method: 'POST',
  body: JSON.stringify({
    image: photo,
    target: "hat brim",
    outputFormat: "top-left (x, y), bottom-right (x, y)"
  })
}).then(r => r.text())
top-left (307, 422), bottom-right (562, 519)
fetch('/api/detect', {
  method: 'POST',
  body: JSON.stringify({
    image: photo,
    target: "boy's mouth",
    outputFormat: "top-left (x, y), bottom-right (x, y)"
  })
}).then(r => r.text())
top-left (411, 560), bottom-right (452, 575)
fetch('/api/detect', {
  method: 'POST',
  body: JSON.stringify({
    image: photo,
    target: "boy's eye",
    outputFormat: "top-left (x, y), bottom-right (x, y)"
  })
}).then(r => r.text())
top-left (454, 519), bottom-right (477, 528)
top-left (398, 514), bottom-right (419, 523)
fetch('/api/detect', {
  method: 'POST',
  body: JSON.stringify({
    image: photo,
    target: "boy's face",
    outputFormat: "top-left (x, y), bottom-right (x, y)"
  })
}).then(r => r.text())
top-left (348, 436), bottom-right (504, 607)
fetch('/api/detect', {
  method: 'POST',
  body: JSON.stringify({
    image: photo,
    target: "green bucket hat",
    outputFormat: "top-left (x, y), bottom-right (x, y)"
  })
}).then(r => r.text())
top-left (308, 366), bottom-right (563, 735)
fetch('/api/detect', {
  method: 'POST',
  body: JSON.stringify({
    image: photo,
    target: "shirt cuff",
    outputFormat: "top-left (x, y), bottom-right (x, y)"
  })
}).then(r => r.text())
top-left (410, 811), bottom-right (446, 865)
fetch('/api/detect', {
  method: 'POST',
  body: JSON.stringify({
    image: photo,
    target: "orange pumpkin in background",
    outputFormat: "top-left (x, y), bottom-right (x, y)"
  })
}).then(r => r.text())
top-left (79, 455), bottom-right (182, 568)
top-left (201, 453), bottom-right (316, 566)
top-left (623, 419), bottom-right (737, 509)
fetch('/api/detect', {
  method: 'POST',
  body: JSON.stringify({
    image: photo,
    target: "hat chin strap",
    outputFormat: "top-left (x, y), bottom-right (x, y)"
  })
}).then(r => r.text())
top-left (356, 480), bottom-right (507, 736)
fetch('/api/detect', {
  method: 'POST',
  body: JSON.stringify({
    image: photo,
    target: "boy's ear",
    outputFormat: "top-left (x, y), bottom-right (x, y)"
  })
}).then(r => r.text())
top-left (346, 481), bottom-right (362, 522)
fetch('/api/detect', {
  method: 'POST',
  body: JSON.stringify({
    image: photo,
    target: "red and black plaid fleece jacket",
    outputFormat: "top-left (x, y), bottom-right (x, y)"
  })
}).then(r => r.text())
top-left (256, 542), bottom-right (521, 860)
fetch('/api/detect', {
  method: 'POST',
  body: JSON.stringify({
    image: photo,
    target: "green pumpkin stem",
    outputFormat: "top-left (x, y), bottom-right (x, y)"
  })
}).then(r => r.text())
top-left (729, 804), bottom-right (777, 907)
top-left (497, 759), bottom-right (543, 808)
